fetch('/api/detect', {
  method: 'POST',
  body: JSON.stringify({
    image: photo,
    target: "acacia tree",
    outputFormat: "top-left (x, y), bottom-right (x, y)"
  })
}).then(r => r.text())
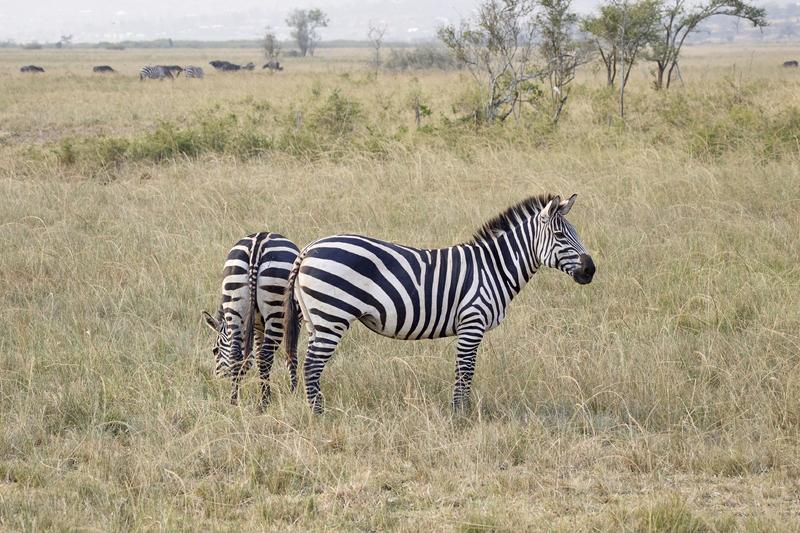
top-left (537, 0), bottom-right (591, 123)
top-left (438, 0), bottom-right (542, 123)
top-left (286, 8), bottom-right (329, 57)
top-left (367, 21), bottom-right (388, 72)
top-left (582, 0), bottom-right (660, 87)
top-left (648, 0), bottom-right (766, 89)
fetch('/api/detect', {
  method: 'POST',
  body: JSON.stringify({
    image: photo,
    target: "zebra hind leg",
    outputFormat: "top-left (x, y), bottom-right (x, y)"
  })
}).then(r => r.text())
top-left (256, 329), bottom-right (281, 411)
top-left (304, 324), bottom-right (349, 414)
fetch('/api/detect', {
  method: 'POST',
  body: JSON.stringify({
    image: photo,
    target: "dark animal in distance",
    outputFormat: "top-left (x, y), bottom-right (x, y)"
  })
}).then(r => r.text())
top-left (209, 60), bottom-right (255, 72)
top-left (93, 65), bottom-right (115, 73)
top-left (159, 65), bottom-right (183, 77)
top-left (263, 60), bottom-right (284, 71)
top-left (203, 232), bottom-right (300, 408)
top-left (783, 60), bottom-right (799, 68)
top-left (20, 65), bottom-right (45, 73)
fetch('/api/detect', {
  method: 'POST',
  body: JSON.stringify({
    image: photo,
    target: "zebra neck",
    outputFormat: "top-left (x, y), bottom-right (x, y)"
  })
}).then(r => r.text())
top-left (472, 229), bottom-right (538, 301)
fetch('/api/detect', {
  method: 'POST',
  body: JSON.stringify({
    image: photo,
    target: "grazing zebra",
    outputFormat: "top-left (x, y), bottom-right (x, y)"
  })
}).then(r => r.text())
top-left (184, 66), bottom-right (204, 79)
top-left (139, 65), bottom-right (173, 81)
top-left (284, 194), bottom-right (596, 413)
top-left (203, 232), bottom-right (300, 408)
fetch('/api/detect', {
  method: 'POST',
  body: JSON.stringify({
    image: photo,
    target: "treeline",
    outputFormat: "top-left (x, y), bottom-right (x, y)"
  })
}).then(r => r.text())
top-left (4, 38), bottom-right (417, 51)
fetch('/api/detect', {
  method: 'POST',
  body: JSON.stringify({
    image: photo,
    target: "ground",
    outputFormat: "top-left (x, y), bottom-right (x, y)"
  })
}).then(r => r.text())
top-left (0, 44), bottom-right (798, 530)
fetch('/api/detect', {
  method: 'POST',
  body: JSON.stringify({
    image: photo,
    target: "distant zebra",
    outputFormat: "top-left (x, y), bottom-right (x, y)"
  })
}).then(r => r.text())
top-left (203, 232), bottom-right (300, 407)
top-left (139, 65), bottom-right (173, 80)
top-left (93, 65), bottom-right (115, 73)
top-left (184, 66), bottom-right (204, 79)
top-left (20, 65), bottom-right (45, 73)
top-left (284, 194), bottom-right (596, 413)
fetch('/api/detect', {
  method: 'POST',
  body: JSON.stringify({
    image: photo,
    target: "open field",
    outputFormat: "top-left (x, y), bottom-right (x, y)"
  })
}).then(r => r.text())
top-left (1, 44), bottom-right (799, 530)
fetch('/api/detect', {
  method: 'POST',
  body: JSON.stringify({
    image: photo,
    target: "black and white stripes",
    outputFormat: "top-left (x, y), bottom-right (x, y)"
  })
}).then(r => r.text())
top-left (203, 232), bottom-right (300, 407)
top-left (139, 65), bottom-right (173, 81)
top-left (184, 66), bottom-right (204, 79)
top-left (283, 194), bottom-right (595, 413)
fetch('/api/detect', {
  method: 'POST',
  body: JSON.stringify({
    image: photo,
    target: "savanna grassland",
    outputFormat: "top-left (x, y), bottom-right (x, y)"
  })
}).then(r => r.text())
top-left (0, 44), bottom-right (799, 531)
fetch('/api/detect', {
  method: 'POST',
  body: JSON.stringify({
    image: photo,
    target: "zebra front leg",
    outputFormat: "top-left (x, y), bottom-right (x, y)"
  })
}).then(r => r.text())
top-left (453, 325), bottom-right (485, 413)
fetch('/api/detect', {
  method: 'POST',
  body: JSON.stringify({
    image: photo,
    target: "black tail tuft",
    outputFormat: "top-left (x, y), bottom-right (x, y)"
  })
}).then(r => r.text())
top-left (283, 255), bottom-right (302, 392)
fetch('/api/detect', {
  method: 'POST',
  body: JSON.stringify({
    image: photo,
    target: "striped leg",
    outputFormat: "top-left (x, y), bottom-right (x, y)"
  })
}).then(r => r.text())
top-left (256, 326), bottom-right (282, 409)
top-left (453, 320), bottom-right (486, 413)
top-left (229, 339), bottom-right (246, 405)
top-left (304, 323), bottom-right (350, 414)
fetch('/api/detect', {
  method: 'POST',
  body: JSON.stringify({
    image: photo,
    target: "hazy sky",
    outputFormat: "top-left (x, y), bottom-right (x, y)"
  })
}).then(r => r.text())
top-left (0, 0), bottom-right (781, 43)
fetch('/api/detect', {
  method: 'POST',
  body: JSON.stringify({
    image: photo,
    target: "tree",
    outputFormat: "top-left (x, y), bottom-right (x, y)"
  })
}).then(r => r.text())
top-left (582, 0), bottom-right (660, 87)
top-left (438, 0), bottom-right (542, 123)
top-left (537, 0), bottom-right (591, 123)
top-left (263, 27), bottom-right (281, 60)
top-left (367, 21), bottom-right (388, 72)
top-left (286, 8), bottom-right (329, 57)
top-left (56, 34), bottom-right (73, 49)
top-left (648, 0), bottom-right (767, 90)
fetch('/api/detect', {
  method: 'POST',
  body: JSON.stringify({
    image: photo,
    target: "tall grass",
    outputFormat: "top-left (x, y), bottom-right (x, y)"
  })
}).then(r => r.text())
top-left (0, 45), bottom-right (799, 530)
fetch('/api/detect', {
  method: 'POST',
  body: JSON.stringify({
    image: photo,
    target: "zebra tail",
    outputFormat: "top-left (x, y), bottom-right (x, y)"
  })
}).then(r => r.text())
top-left (241, 235), bottom-right (263, 362)
top-left (283, 255), bottom-right (302, 392)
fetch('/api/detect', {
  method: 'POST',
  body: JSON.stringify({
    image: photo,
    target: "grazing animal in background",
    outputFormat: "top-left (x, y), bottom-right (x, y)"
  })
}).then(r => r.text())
top-left (203, 232), bottom-right (300, 407)
top-left (263, 60), bottom-right (284, 71)
top-left (209, 60), bottom-right (234, 70)
top-left (284, 194), bottom-right (596, 414)
top-left (184, 66), bottom-right (204, 79)
top-left (160, 65), bottom-right (183, 77)
top-left (93, 65), bottom-right (115, 73)
top-left (139, 65), bottom-right (173, 80)
top-left (209, 60), bottom-right (254, 72)
top-left (782, 60), bottom-right (799, 68)
top-left (20, 65), bottom-right (45, 73)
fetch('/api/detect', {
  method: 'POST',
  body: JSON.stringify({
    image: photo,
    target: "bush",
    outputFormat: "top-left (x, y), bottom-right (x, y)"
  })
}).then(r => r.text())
top-left (384, 45), bottom-right (460, 71)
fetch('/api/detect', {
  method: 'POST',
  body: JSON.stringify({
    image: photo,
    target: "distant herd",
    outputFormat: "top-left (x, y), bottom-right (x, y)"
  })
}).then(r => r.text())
top-left (18, 60), bottom-right (284, 77)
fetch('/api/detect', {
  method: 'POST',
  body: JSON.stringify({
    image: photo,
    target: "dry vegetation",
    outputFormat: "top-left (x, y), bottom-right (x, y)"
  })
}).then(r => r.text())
top-left (0, 44), bottom-right (799, 530)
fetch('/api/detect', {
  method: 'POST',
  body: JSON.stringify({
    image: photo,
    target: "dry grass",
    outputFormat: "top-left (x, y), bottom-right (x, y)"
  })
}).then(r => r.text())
top-left (0, 44), bottom-right (799, 530)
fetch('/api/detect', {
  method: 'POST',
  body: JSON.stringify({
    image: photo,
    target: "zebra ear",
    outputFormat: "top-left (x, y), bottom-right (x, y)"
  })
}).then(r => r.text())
top-left (558, 194), bottom-right (577, 216)
top-left (202, 311), bottom-right (220, 331)
top-left (540, 196), bottom-right (561, 224)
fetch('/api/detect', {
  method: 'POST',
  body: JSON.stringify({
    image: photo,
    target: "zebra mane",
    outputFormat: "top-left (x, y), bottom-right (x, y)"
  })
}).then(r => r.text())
top-left (469, 194), bottom-right (557, 244)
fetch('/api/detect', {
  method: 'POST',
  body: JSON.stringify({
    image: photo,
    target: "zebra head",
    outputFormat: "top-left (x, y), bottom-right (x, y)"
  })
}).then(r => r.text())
top-left (202, 309), bottom-right (234, 377)
top-left (535, 194), bottom-right (595, 285)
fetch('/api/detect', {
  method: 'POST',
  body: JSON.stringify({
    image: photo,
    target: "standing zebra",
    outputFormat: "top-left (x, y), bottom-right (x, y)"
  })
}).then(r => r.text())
top-left (203, 232), bottom-right (300, 407)
top-left (184, 66), bottom-right (204, 79)
top-left (284, 194), bottom-right (595, 413)
top-left (139, 65), bottom-right (173, 81)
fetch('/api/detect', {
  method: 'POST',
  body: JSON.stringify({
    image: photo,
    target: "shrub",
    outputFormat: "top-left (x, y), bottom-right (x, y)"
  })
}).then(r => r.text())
top-left (385, 45), bottom-right (460, 71)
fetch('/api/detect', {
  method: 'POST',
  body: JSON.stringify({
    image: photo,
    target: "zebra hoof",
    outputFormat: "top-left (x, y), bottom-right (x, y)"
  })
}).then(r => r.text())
top-left (309, 393), bottom-right (325, 414)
